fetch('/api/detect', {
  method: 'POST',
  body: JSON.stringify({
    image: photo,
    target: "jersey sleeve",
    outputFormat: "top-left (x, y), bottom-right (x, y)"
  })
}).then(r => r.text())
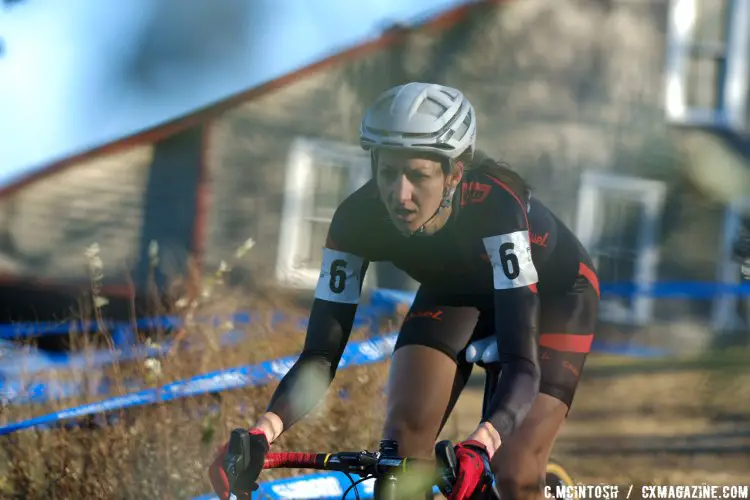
top-left (315, 199), bottom-right (370, 304)
top-left (464, 174), bottom-right (542, 440)
top-left (464, 176), bottom-right (538, 289)
top-left (267, 195), bottom-right (371, 428)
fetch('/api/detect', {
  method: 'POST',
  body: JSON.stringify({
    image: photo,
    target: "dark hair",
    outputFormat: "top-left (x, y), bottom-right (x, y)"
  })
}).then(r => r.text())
top-left (460, 148), bottom-right (531, 199)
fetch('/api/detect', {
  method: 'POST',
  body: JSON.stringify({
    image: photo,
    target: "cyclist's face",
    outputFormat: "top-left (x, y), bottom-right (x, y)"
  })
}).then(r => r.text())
top-left (376, 150), bottom-right (449, 233)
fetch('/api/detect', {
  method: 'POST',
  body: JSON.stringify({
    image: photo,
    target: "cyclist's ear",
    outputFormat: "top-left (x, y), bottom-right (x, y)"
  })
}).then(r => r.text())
top-left (449, 160), bottom-right (464, 189)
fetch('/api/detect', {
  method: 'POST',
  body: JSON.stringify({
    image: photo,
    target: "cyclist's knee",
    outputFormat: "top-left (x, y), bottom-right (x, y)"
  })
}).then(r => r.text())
top-left (494, 471), bottom-right (546, 500)
top-left (492, 448), bottom-right (546, 500)
top-left (382, 415), bottom-right (435, 458)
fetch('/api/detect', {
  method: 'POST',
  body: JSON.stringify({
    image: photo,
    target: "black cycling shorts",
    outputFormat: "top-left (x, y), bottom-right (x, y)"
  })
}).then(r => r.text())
top-left (393, 262), bottom-right (600, 409)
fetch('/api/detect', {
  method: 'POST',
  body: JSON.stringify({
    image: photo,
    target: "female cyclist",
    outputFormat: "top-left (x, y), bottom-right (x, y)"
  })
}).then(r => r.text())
top-left (208, 82), bottom-right (600, 500)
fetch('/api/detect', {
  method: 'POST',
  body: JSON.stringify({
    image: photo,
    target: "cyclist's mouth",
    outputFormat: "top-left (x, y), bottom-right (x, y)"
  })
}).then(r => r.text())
top-left (393, 206), bottom-right (417, 222)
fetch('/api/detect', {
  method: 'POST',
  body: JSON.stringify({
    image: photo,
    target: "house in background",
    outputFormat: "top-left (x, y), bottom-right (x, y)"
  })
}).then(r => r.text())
top-left (0, 126), bottom-right (208, 324)
top-left (1, 0), bottom-right (748, 352)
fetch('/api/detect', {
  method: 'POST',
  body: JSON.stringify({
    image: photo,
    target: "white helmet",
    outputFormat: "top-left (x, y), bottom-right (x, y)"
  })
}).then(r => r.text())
top-left (359, 82), bottom-right (476, 160)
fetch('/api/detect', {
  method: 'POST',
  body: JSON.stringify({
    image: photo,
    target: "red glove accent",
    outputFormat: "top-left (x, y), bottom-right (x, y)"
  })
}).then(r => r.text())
top-left (208, 428), bottom-right (268, 500)
top-left (448, 440), bottom-right (494, 500)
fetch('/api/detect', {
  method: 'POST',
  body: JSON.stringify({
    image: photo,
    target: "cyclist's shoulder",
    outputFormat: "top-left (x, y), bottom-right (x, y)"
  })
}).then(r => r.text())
top-left (332, 180), bottom-right (382, 224)
top-left (328, 180), bottom-right (387, 251)
top-left (460, 153), bottom-right (531, 211)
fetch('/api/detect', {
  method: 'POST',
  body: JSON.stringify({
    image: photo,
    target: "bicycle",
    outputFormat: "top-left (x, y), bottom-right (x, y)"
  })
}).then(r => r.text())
top-left (226, 433), bottom-right (576, 499)
top-left (225, 429), bottom-right (488, 499)
top-left (223, 360), bottom-right (577, 499)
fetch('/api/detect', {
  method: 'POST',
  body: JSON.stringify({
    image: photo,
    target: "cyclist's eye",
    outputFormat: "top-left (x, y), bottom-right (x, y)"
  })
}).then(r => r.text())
top-left (379, 168), bottom-right (396, 179)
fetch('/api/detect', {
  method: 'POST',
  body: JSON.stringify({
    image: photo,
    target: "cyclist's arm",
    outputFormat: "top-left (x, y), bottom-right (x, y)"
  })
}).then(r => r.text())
top-left (253, 246), bottom-right (369, 443)
top-left (466, 177), bottom-right (541, 454)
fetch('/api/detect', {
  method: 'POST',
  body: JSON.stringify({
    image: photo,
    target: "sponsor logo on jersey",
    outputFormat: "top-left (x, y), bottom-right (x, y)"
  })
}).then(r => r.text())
top-left (460, 181), bottom-right (491, 206)
top-left (405, 309), bottom-right (444, 322)
top-left (530, 232), bottom-right (549, 247)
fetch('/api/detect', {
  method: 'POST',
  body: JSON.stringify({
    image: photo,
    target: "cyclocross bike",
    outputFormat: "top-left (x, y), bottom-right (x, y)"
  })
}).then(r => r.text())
top-left (223, 355), bottom-right (576, 499)
top-left (225, 430), bottom-right (575, 499)
top-left (224, 365), bottom-right (576, 499)
top-left (226, 429), bottom-right (482, 499)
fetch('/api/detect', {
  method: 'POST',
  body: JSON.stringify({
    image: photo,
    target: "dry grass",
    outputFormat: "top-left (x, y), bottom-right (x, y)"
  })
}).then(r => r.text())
top-left (0, 243), bottom-right (390, 500)
top-left (0, 332), bottom-right (389, 499)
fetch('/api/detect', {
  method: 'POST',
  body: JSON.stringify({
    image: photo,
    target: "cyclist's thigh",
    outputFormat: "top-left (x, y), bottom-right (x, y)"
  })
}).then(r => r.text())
top-left (437, 357), bottom-right (474, 437)
top-left (384, 289), bottom-right (482, 457)
top-left (538, 266), bottom-right (599, 411)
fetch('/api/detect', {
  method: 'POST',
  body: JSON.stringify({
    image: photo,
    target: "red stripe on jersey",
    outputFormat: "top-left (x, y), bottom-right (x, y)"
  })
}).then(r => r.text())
top-left (578, 263), bottom-right (600, 298)
top-left (483, 173), bottom-right (529, 229)
top-left (539, 333), bottom-right (594, 353)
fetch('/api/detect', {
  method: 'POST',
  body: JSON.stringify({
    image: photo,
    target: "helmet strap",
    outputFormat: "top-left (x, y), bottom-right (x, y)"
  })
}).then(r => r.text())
top-left (410, 185), bottom-right (456, 237)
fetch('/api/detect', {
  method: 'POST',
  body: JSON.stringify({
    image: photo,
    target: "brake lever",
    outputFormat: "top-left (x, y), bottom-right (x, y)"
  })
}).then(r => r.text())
top-left (225, 428), bottom-right (252, 493)
top-left (434, 440), bottom-right (458, 495)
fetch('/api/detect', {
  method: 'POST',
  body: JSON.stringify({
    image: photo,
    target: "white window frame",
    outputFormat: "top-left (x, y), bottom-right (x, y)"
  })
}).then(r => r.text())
top-left (575, 171), bottom-right (667, 326)
top-left (276, 137), bottom-right (372, 290)
top-left (712, 196), bottom-right (750, 332)
top-left (665, 0), bottom-right (750, 129)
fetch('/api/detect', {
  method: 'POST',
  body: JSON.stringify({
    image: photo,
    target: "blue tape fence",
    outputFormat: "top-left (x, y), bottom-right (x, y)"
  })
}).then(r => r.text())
top-left (7, 280), bottom-right (745, 406)
top-left (0, 333), bottom-right (398, 435)
top-left (370, 282), bottom-right (750, 303)
top-left (191, 473), bottom-right (441, 500)
top-left (0, 310), bottom-right (377, 342)
top-left (6, 280), bottom-right (742, 406)
top-left (0, 311), bottom-right (378, 406)
top-left (3, 281), bottom-right (748, 345)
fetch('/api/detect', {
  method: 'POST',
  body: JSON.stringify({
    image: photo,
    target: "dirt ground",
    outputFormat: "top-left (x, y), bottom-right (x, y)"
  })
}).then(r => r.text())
top-left (440, 354), bottom-right (750, 486)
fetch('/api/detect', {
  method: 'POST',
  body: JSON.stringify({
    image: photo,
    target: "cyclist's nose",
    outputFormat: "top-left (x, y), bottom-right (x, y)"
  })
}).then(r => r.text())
top-left (394, 174), bottom-right (414, 204)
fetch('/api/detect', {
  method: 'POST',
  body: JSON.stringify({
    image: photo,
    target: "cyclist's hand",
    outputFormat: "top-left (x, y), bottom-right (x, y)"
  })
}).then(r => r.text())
top-left (208, 428), bottom-right (269, 500)
top-left (448, 440), bottom-right (494, 500)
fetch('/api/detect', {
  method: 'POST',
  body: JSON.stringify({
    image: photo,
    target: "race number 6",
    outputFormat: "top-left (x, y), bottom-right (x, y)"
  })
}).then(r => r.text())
top-left (329, 259), bottom-right (347, 293)
top-left (499, 242), bottom-right (520, 280)
top-left (483, 231), bottom-right (538, 290)
top-left (315, 248), bottom-right (365, 304)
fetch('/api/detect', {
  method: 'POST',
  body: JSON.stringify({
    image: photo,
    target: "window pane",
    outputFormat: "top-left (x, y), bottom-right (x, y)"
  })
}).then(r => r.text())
top-left (685, 56), bottom-right (724, 110)
top-left (590, 194), bottom-right (645, 313)
top-left (302, 220), bottom-right (331, 269)
top-left (301, 160), bottom-right (353, 270)
top-left (594, 251), bottom-right (637, 284)
top-left (312, 161), bottom-right (349, 218)
top-left (694, 0), bottom-right (731, 45)
top-left (594, 194), bottom-right (642, 254)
